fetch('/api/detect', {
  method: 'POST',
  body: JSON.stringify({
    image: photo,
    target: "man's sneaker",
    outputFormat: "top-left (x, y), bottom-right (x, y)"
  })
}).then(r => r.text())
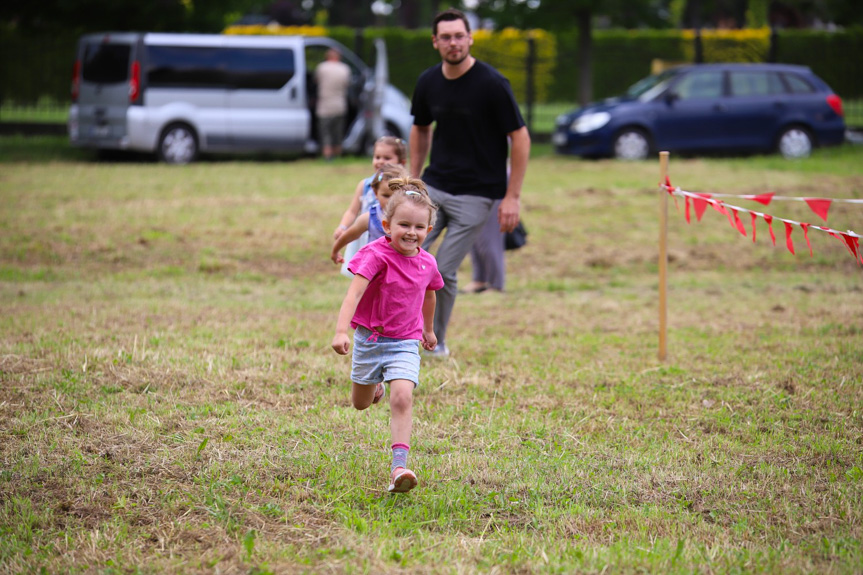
top-left (388, 467), bottom-right (418, 493)
top-left (372, 382), bottom-right (386, 404)
top-left (423, 344), bottom-right (449, 358)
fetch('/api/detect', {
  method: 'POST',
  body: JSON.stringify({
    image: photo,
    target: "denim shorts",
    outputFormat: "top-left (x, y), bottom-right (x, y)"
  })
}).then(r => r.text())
top-left (351, 326), bottom-right (421, 388)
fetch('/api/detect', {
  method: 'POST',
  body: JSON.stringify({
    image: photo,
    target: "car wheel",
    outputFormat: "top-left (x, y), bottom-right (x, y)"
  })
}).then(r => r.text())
top-left (158, 123), bottom-right (198, 164)
top-left (613, 128), bottom-right (650, 161)
top-left (777, 126), bottom-right (812, 159)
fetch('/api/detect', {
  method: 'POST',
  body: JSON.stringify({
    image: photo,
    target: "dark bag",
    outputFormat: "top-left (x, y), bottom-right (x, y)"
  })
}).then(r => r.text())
top-left (504, 220), bottom-right (528, 250)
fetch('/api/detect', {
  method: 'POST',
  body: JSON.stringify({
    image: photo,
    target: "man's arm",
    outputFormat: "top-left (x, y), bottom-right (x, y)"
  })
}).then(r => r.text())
top-left (409, 124), bottom-right (433, 180)
top-left (498, 125), bottom-right (531, 233)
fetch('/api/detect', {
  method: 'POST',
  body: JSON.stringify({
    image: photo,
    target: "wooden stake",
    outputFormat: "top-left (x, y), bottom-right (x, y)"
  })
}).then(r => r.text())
top-left (658, 151), bottom-right (669, 362)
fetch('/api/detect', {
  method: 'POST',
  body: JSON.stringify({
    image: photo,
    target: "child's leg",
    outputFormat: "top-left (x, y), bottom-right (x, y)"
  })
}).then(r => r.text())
top-left (351, 382), bottom-right (381, 410)
top-left (387, 379), bottom-right (418, 493)
top-left (388, 379), bottom-right (414, 445)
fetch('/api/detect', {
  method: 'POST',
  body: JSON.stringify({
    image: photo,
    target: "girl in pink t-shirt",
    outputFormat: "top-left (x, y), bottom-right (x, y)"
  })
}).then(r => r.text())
top-left (332, 177), bottom-right (443, 494)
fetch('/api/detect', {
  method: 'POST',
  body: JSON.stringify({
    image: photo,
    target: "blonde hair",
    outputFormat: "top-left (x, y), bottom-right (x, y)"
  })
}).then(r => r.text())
top-left (375, 136), bottom-right (407, 164)
top-left (384, 176), bottom-right (438, 227)
top-left (370, 164), bottom-right (409, 194)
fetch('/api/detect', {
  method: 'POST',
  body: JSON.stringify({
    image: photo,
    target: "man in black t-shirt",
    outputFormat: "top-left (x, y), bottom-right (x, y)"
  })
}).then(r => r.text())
top-left (409, 8), bottom-right (531, 357)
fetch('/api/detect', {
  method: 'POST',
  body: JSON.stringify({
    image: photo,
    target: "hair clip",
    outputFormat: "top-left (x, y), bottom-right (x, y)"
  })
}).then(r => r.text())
top-left (405, 190), bottom-right (420, 196)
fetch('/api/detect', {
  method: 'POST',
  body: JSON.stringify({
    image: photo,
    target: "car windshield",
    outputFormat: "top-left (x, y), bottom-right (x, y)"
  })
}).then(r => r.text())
top-left (626, 69), bottom-right (678, 101)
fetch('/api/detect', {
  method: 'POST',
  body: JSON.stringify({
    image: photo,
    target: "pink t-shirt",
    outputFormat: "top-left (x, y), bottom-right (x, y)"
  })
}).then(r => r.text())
top-left (348, 237), bottom-right (444, 340)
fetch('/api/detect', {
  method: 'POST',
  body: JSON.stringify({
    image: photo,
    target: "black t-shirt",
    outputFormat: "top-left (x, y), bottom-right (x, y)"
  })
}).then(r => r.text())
top-left (411, 60), bottom-right (525, 199)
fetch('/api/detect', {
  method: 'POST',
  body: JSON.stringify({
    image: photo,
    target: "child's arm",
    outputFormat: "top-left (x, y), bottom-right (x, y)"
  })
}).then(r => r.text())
top-left (420, 290), bottom-right (437, 351)
top-left (333, 178), bottom-right (366, 240)
top-left (332, 274), bottom-right (371, 355)
top-left (331, 213), bottom-right (370, 264)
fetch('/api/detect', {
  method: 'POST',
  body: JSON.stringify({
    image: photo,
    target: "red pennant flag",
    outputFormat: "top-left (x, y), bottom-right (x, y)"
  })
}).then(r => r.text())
top-left (750, 212), bottom-right (758, 243)
top-left (804, 198), bottom-right (832, 222)
top-left (732, 209), bottom-right (747, 237)
top-left (749, 193), bottom-right (774, 205)
top-left (840, 233), bottom-right (860, 261)
top-left (725, 206), bottom-right (736, 229)
top-left (692, 195), bottom-right (711, 221)
top-left (801, 223), bottom-right (813, 256)
top-left (784, 222), bottom-right (795, 255)
top-left (685, 196), bottom-right (691, 223)
top-left (764, 214), bottom-right (776, 246)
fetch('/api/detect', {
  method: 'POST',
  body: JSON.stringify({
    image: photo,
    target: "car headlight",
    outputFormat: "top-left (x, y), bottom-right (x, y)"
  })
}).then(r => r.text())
top-left (571, 112), bottom-right (611, 134)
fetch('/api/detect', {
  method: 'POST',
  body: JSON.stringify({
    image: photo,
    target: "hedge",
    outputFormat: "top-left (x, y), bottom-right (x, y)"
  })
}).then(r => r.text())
top-left (2, 24), bottom-right (861, 112)
top-left (227, 24), bottom-right (556, 103)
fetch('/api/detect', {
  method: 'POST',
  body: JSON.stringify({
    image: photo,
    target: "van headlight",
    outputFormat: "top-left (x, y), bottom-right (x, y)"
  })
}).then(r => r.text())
top-left (571, 112), bottom-right (611, 134)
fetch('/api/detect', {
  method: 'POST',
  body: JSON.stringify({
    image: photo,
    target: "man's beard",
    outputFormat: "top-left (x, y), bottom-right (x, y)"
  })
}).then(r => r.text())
top-left (444, 51), bottom-right (469, 66)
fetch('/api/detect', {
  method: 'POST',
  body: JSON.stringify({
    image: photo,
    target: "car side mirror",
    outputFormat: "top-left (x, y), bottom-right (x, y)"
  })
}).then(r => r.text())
top-left (664, 91), bottom-right (679, 105)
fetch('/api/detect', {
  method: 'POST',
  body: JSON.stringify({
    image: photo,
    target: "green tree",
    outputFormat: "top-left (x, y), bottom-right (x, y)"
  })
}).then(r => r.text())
top-left (0, 0), bottom-right (287, 33)
top-left (775, 0), bottom-right (863, 26)
top-left (466, 0), bottom-right (670, 105)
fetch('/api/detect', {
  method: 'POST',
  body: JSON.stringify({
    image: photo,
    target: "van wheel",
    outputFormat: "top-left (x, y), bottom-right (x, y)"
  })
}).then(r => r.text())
top-left (777, 126), bottom-right (812, 159)
top-left (158, 123), bottom-right (198, 164)
top-left (613, 128), bottom-right (651, 161)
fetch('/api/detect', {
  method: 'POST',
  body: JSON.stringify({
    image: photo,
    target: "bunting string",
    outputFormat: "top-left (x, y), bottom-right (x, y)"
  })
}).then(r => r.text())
top-left (662, 177), bottom-right (862, 265)
top-left (675, 191), bottom-right (863, 222)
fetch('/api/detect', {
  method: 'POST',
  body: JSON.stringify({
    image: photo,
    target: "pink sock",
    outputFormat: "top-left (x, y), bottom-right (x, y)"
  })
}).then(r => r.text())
top-left (391, 443), bottom-right (409, 471)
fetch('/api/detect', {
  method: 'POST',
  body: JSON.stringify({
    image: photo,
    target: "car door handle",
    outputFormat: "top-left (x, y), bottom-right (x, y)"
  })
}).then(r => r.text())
top-left (289, 86), bottom-right (297, 100)
top-left (713, 103), bottom-right (726, 112)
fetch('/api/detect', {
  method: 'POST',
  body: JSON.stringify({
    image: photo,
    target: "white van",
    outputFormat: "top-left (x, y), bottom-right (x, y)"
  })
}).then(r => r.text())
top-left (68, 32), bottom-right (412, 163)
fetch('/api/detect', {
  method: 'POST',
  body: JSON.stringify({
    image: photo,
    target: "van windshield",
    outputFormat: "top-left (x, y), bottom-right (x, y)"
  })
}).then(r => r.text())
top-left (82, 43), bottom-right (131, 84)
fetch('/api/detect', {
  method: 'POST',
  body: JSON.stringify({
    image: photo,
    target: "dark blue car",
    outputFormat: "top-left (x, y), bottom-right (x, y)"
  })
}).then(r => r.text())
top-left (552, 63), bottom-right (846, 160)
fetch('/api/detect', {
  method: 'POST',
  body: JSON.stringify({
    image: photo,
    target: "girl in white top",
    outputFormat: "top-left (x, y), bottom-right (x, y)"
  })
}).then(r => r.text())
top-left (330, 164), bottom-right (408, 264)
top-left (332, 136), bottom-right (408, 240)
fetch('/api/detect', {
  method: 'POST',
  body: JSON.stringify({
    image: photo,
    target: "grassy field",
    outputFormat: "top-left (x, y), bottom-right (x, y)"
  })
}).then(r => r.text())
top-left (1, 137), bottom-right (862, 574)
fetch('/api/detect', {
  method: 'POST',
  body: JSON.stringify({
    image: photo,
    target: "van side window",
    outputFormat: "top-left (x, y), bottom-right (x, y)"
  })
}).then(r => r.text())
top-left (147, 45), bottom-right (294, 90)
top-left (228, 48), bottom-right (295, 90)
top-left (148, 46), bottom-right (224, 88)
top-left (82, 43), bottom-right (131, 84)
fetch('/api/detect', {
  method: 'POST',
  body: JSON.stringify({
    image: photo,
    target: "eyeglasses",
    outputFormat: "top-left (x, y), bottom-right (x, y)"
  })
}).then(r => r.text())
top-left (436, 33), bottom-right (469, 44)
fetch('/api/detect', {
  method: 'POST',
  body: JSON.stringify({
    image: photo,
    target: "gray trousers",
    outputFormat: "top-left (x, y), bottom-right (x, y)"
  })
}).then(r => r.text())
top-left (470, 199), bottom-right (505, 290)
top-left (423, 186), bottom-right (495, 347)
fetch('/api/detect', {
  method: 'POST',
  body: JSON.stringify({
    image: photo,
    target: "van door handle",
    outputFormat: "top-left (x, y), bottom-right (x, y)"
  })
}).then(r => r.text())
top-left (289, 86), bottom-right (296, 100)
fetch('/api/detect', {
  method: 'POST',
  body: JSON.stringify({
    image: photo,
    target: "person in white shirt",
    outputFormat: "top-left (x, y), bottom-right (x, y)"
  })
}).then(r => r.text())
top-left (314, 48), bottom-right (351, 160)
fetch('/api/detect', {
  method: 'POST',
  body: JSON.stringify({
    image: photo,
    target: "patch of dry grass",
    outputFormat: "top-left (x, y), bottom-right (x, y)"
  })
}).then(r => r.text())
top-left (1, 144), bottom-right (862, 573)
